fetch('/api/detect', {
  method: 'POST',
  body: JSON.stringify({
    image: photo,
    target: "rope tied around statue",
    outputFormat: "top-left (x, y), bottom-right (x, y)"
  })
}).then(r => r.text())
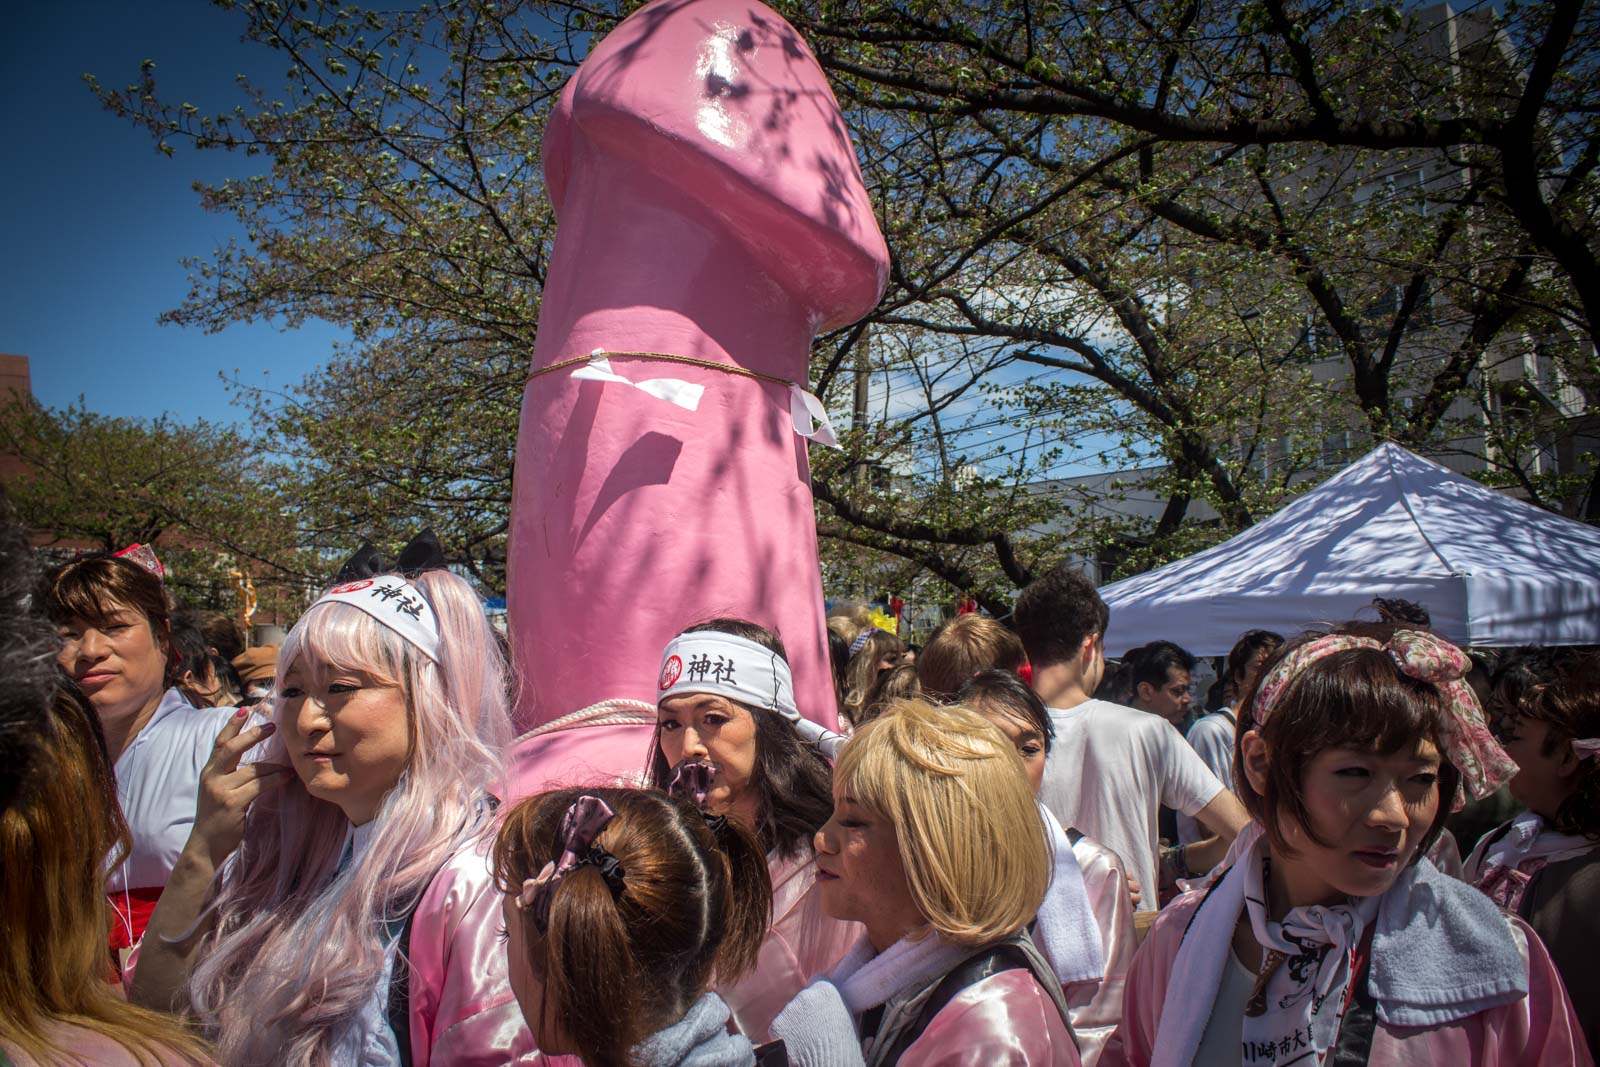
top-left (524, 348), bottom-right (839, 447)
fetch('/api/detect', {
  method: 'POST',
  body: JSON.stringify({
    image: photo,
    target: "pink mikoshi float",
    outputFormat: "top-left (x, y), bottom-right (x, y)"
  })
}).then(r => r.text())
top-left (506, 0), bottom-right (888, 796)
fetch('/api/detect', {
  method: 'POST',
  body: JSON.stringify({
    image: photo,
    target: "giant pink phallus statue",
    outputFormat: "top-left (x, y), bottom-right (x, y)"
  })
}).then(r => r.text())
top-left (506, 0), bottom-right (888, 792)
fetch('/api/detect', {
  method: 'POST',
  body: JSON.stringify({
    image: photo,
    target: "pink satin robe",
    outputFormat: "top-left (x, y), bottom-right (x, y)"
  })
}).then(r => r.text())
top-left (1105, 889), bottom-right (1594, 1067)
top-left (721, 848), bottom-right (864, 1043)
top-left (406, 836), bottom-right (541, 1066)
top-left (899, 969), bottom-right (1081, 1066)
top-left (1066, 838), bottom-right (1139, 1067)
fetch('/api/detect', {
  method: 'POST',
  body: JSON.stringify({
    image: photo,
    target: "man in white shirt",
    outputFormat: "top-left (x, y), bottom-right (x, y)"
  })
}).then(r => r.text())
top-left (1017, 566), bottom-right (1249, 910)
top-left (1178, 629), bottom-right (1283, 844)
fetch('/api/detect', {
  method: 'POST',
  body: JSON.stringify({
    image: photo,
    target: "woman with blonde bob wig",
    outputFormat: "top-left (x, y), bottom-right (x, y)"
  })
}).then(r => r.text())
top-left (130, 566), bottom-right (540, 1066)
top-left (770, 699), bottom-right (1079, 1066)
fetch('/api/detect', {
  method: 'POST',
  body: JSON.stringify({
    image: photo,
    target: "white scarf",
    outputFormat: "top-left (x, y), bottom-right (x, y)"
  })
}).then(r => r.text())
top-left (1469, 810), bottom-right (1599, 911)
top-left (1035, 804), bottom-right (1106, 986)
top-left (1478, 810), bottom-right (1596, 873)
top-left (1239, 842), bottom-right (1378, 1063)
top-left (767, 931), bottom-right (974, 1067)
top-left (1153, 827), bottom-right (1376, 1067)
top-left (829, 931), bottom-right (975, 1015)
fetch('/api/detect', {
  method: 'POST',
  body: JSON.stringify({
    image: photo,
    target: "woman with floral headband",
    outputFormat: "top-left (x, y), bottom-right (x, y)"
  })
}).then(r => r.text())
top-left (1466, 648), bottom-right (1600, 1052)
top-left (648, 617), bottom-right (861, 1043)
top-left (494, 787), bottom-right (772, 1066)
top-left (130, 564), bottom-right (539, 1066)
top-left (1109, 623), bottom-right (1591, 1067)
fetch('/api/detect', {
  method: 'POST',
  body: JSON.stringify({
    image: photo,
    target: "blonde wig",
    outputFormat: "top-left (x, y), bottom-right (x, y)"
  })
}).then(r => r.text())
top-left (834, 699), bottom-right (1049, 946)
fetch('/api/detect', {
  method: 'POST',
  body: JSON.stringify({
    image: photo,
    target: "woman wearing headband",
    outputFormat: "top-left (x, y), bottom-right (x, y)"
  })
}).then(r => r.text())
top-left (130, 568), bottom-right (539, 1066)
top-left (648, 618), bottom-right (862, 1043)
top-left (769, 699), bottom-right (1077, 1066)
top-left (842, 628), bottom-right (907, 728)
top-left (494, 787), bottom-right (771, 1066)
top-left (1111, 624), bottom-right (1590, 1067)
top-left (44, 549), bottom-right (247, 961)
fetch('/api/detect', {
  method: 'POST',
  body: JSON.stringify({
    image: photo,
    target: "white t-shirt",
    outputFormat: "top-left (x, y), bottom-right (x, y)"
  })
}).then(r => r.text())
top-left (1178, 710), bottom-right (1237, 845)
top-left (107, 688), bottom-right (251, 893)
top-left (1038, 698), bottom-right (1224, 911)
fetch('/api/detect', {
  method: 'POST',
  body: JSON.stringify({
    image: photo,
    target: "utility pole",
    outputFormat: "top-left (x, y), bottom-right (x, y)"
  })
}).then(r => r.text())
top-left (852, 327), bottom-right (870, 489)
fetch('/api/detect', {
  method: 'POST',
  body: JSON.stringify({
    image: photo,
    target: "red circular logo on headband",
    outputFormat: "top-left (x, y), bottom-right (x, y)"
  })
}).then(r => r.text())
top-left (328, 579), bottom-right (375, 595)
top-left (659, 655), bottom-right (683, 690)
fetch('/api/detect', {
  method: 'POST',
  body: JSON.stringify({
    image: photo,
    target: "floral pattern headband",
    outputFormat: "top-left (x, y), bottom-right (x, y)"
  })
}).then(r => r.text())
top-left (1251, 629), bottom-right (1516, 811)
top-left (113, 543), bottom-right (165, 580)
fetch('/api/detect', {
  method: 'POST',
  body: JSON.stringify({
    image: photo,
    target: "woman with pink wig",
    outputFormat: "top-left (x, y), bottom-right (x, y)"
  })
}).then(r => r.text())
top-left (130, 565), bottom-right (538, 1067)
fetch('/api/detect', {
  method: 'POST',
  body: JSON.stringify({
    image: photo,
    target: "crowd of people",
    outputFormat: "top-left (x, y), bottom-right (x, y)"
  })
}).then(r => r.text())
top-left (1, 517), bottom-right (1597, 1067)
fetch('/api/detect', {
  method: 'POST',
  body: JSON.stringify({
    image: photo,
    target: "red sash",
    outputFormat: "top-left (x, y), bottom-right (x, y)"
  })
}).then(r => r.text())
top-left (108, 885), bottom-right (164, 950)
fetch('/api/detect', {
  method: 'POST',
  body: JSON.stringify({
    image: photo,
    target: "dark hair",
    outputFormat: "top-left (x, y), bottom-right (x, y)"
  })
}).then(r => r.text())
top-left (1234, 623), bottom-right (1460, 860)
top-left (1013, 565), bottom-right (1107, 669)
top-left (856, 664), bottom-right (922, 728)
top-left (0, 505), bottom-right (57, 816)
top-left (1373, 597), bottom-right (1431, 628)
top-left (42, 555), bottom-right (176, 685)
top-left (170, 617), bottom-right (242, 708)
top-left (956, 669), bottom-right (1056, 753)
top-left (827, 627), bottom-right (851, 717)
top-left (170, 619), bottom-right (213, 683)
top-left (648, 618), bottom-right (834, 860)
top-left (494, 787), bottom-right (771, 1067)
top-left (1093, 657), bottom-right (1130, 703)
top-left (1491, 648), bottom-right (1600, 839)
top-left (1126, 640), bottom-right (1196, 695)
top-left (1225, 630), bottom-right (1284, 689)
top-left (916, 615), bottom-right (1025, 700)
top-left (196, 610), bottom-right (246, 663)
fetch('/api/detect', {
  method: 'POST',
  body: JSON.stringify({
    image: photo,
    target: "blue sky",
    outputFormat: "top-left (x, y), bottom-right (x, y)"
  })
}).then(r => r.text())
top-left (2, 0), bottom-right (344, 426)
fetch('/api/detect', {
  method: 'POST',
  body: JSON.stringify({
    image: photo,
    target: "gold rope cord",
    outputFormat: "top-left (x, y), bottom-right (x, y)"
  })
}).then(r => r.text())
top-left (524, 349), bottom-right (794, 389)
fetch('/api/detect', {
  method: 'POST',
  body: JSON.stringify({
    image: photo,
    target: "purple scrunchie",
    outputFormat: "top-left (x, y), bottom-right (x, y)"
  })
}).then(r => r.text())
top-left (517, 795), bottom-right (621, 932)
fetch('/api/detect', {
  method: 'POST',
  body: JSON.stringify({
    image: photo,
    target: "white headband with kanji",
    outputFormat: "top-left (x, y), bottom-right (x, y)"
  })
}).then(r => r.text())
top-left (312, 575), bottom-right (441, 662)
top-left (656, 630), bottom-right (798, 719)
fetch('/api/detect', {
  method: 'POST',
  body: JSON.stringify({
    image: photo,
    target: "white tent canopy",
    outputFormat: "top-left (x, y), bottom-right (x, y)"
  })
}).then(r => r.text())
top-left (1099, 443), bottom-right (1600, 657)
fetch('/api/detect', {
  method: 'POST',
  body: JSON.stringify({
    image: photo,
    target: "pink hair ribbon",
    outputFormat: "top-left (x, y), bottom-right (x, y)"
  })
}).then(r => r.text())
top-left (1250, 629), bottom-right (1516, 811)
top-left (1573, 739), bottom-right (1600, 761)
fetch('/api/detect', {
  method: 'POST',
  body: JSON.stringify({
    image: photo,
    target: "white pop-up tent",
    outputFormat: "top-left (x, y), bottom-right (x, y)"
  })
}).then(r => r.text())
top-left (1099, 443), bottom-right (1600, 657)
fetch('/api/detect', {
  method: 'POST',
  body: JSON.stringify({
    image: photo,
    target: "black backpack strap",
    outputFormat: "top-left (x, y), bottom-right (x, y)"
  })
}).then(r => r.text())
top-left (1329, 940), bottom-right (1378, 1067)
top-left (877, 944), bottom-right (1034, 1067)
top-left (753, 1039), bottom-right (790, 1067)
top-left (386, 907), bottom-right (417, 1067)
top-left (384, 800), bottom-right (499, 1066)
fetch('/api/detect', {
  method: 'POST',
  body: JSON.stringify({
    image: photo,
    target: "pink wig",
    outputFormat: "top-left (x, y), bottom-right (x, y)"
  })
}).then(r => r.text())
top-left (188, 569), bottom-right (512, 1066)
